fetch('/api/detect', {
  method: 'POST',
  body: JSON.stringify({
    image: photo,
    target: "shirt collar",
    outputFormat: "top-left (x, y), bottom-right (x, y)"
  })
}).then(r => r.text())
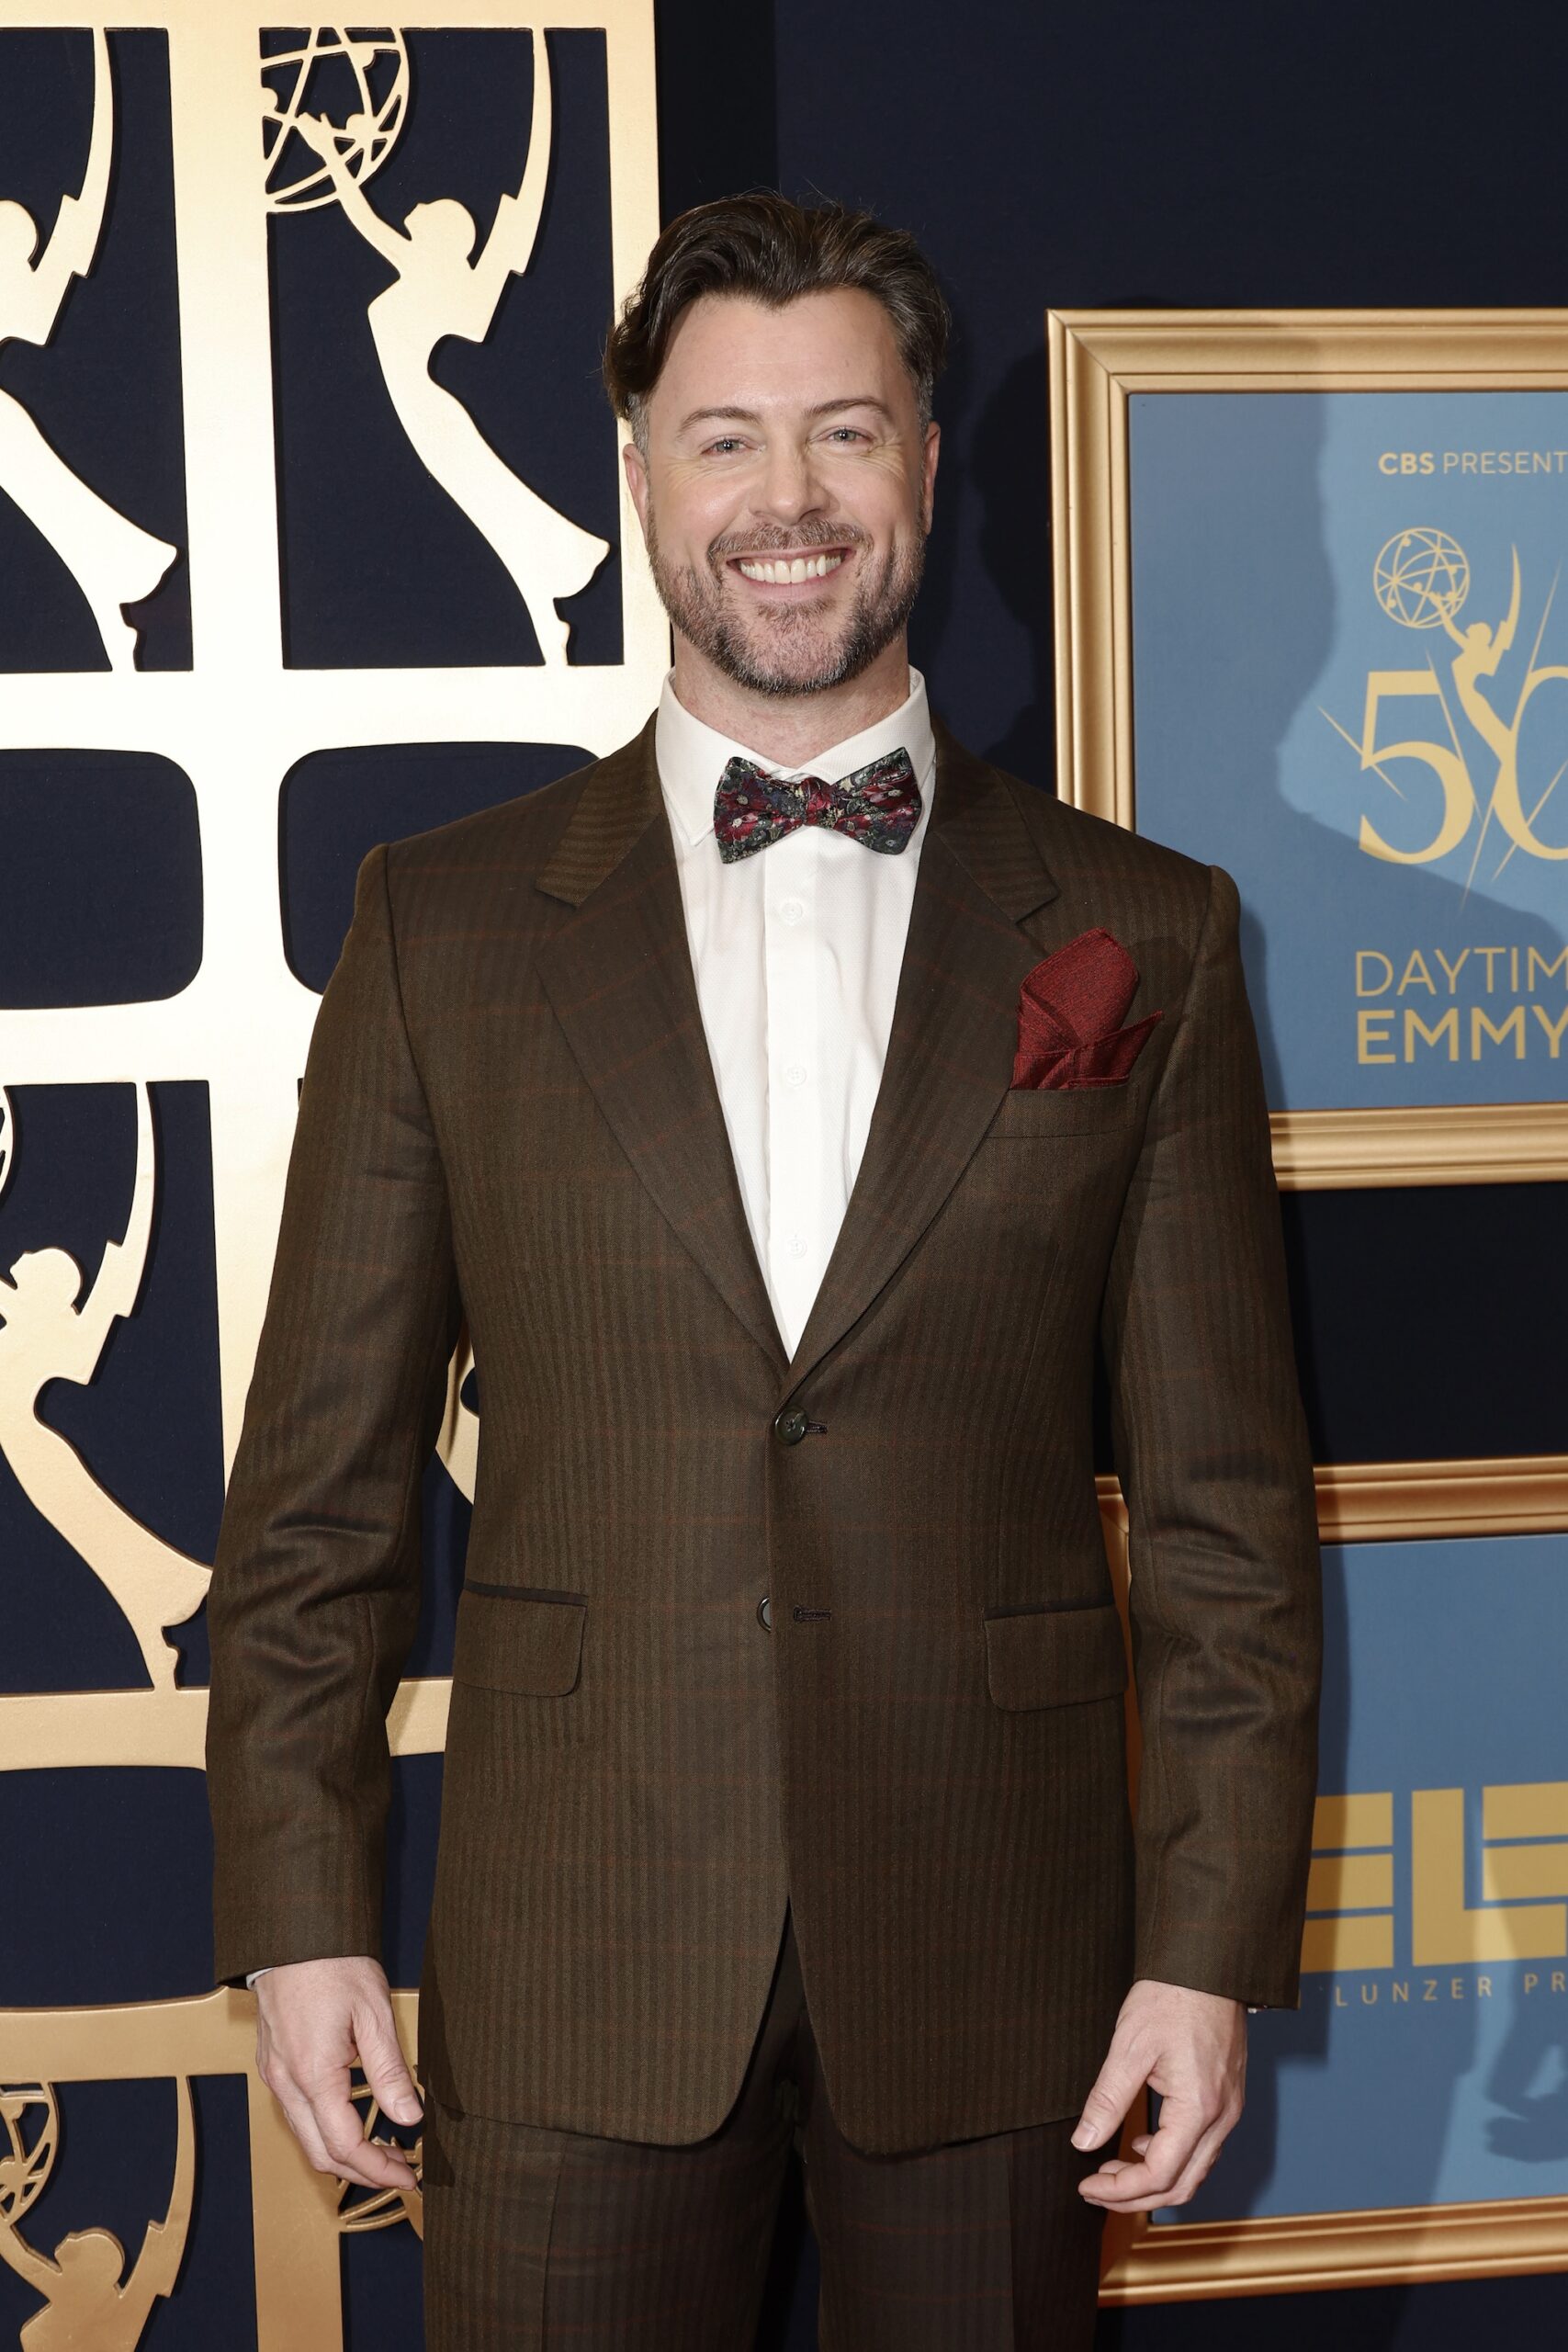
top-left (655, 665), bottom-right (935, 850)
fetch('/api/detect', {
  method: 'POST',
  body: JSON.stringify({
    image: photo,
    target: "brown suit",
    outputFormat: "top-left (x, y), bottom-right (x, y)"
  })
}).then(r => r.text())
top-left (205, 713), bottom-right (1322, 2159)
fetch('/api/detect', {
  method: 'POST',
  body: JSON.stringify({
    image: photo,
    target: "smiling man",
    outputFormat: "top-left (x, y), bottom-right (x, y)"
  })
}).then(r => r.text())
top-left (206, 196), bottom-right (1323, 2349)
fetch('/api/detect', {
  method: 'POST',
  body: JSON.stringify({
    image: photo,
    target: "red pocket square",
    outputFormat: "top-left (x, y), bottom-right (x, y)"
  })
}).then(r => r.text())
top-left (1013, 927), bottom-right (1163, 1090)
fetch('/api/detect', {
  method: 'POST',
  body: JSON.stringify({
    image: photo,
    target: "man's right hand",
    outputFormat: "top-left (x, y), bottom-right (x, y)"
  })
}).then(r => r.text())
top-left (254, 1954), bottom-right (423, 2192)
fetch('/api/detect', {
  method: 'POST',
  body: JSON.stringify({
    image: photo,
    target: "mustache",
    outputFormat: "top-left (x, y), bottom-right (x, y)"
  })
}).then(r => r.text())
top-left (708, 520), bottom-right (870, 562)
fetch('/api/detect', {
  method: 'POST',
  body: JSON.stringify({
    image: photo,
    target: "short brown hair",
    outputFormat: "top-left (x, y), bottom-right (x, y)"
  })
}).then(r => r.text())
top-left (603, 192), bottom-right (951, 450)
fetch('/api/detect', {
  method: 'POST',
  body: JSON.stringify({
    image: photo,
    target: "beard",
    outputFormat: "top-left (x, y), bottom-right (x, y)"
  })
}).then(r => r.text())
top-left (644, 511), bottom-right (925, 697)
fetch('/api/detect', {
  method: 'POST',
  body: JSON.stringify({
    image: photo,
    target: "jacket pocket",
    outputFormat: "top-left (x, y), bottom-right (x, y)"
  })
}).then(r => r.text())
top-left (452, 1583), bottom-right (587, 1696)
top-left (984, 1080), bottom-right (1137, 1140)
top-left (982, 1598), bottom-right (1128, 1710)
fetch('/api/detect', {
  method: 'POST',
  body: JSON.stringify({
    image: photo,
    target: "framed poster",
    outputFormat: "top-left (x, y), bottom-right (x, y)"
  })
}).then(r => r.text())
top-left (1049, 311), bottom-right (1568, 1189)
top-left (1094, 1454), bottom-right (1568, 2300)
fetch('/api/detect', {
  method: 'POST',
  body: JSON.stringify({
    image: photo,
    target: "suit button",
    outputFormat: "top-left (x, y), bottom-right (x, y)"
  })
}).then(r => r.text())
top-left (758, 1594), bottom-right (772, 1631)
top-left (773, 1406), bottom-right (808, 1445)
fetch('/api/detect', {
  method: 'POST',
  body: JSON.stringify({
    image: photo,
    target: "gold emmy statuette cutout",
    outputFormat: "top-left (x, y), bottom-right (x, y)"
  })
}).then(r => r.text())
top-left (0, 27), bottom-right (179, 670)
top-left (271, 26), bottom-right (610, 665)
top-left (0, 4), bottom-right (647, 2336)
top-left (0, 1084), bottom-right (210, 1692)
top-left (1320, 537), bottom-right (1568, 878)
top-left (0, 2075), bottom-right (194, 2346)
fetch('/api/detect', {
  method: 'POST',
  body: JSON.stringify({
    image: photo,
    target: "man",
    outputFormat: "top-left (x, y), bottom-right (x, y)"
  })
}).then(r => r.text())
top-left (206, 194), bottom-right (1322, 2346)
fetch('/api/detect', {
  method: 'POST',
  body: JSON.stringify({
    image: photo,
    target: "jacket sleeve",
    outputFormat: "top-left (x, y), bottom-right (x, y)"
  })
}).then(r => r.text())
top-left (205, 840), bottom-right (462, 1989)
top-left (1098, 859), bottom-right (1323, 2010)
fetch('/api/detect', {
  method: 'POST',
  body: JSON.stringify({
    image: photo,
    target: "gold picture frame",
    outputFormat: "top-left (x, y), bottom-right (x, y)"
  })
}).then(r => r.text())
top-left (1047, 309), bottom-right (1568, 1191)
top-left (1093, 1453), bottom-right (1568, 2300)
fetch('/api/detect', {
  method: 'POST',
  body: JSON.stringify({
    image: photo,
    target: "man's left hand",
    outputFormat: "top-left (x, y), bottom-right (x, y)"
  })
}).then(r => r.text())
top-left (1070, 1977), bottom-right (1247, 2211)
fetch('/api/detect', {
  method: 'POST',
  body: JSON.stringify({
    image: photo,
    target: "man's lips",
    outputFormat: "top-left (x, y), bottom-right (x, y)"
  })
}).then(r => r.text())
top-left (723, 547), bottom-right (855, 594)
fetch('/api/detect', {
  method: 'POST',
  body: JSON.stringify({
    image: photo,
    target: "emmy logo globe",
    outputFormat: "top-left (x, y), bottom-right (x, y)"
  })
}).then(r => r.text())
top-left (1373, 527), bottom-right (1471, 629)
top-left (261, 28), bottom-right (410, 210)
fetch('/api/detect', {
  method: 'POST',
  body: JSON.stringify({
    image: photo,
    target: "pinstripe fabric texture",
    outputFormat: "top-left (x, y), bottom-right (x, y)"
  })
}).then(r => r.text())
top-left (420, 1902), bottom-right (1106, 2349)
top-left (205, 711), bottom-right (1323, 2156)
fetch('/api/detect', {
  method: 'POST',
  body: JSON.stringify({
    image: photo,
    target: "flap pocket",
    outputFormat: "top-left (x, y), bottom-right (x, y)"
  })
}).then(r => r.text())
top-left (453, 1585), bottom-right (587, 1696)
top-left (982, 1599), bottom-right (1128, 1710)
top-left (985, 1081), bottom-right (1136, 1140)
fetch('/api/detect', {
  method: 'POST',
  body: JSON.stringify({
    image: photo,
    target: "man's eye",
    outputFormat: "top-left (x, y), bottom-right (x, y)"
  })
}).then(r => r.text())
top-left (826, 427), bottom-right (867, 443)
top-left (705, 437), bottom-right (746, 456)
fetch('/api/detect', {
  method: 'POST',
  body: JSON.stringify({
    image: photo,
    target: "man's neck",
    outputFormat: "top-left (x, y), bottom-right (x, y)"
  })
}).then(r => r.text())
top-left (670, 635), bottom-right (913, 768)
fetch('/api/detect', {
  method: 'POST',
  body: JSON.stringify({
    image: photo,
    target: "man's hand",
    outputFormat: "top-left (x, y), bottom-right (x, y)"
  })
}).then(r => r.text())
top-left (1071, 1977), bottom-right (1246, 2211)
top-left (254, 1955), bottom-right (423, 2193)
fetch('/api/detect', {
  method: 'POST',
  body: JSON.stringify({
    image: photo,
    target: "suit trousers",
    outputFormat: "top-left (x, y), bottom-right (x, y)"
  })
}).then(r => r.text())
top-left (421, 1901), bottom-right (1109, 2349)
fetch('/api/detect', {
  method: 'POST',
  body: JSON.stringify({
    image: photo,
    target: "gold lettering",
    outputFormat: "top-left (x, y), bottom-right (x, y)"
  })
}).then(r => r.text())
top-left (1435, 947), bottom-right (1471, 993)
top-left (1526, 1972), bottom-right (1540, 1993)
top-left (1475, 947), bottom-right (1507, 989)
top-left (1532, 1004), bottom-right (1568, 1056)
top-left (1405, 1008), bottom-right (1460, 1060)
top-left (1357, 950), bottom-right (1394, 996)
top-left (1472, 1004), bottom-right (1527, 1058)
top-left (1528, 945), bottom-right (1568, 990)
top-left (1412, 1788), bottom-right (1568, 1962)
top-left (1359, 1009), bottom-right (1396, 1064)
top-left (1397, 950), bottom-right (1438, 994)
top-left (1393, 1980), bottom-right (1410, 2002)
top-left (1478, 1974), bottom-right (1493, 1996)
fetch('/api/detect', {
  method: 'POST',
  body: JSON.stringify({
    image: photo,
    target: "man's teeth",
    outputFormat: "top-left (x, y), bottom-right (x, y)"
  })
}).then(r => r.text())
top-left (737, 552), bottom-right (845, 584)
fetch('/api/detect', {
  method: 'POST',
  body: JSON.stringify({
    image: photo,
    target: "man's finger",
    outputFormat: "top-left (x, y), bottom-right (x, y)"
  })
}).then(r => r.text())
top-left (1070, 2055), bottom-right (1145, 2151)
top-left (1078, 2116), bottom-right (1233, 2214)
top-left (354, 1999), bottom-right (423, 2127)
top-left (1078, 2099), bottom-right (1236, 2210)
top-left (1077, 2098), bottom-right (1205, 2204)
top-left (310, 2089), bottom-right (418, 2192)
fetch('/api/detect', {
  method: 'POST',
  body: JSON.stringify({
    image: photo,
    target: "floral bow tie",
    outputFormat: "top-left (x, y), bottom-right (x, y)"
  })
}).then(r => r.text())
top-left (713, 747), bottom-right (921, 864)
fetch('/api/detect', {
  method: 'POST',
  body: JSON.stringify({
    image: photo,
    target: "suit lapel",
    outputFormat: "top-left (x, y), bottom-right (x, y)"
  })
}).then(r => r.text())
top-left (535, 718), bottom-right (793, 1374)
top-left (533, 712), bottom-right (1061, 1397)
top-left (782, 718), bottom-right (1060, 1390)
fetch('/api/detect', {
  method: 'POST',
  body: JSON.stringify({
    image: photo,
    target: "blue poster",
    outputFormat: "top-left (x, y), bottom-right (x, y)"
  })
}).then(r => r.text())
top-left (1130, 392), bottom-right (1568, 1113)
top-left (1156, 1530), bottom-right (1568, 2226)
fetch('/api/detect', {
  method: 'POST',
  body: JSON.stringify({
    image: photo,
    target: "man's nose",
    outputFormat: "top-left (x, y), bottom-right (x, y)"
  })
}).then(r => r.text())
top-left (756, 438), bottom-right (823, 525)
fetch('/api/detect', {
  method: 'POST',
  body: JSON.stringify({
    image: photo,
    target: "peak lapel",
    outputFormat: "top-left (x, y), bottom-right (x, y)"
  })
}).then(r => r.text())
top-left (534, 719), bottom-right (792, 1376)
top-left (781, 721), bottom-right (1061, 1393)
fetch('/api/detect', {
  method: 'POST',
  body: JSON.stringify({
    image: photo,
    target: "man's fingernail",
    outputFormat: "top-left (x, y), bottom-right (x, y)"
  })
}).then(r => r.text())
top-left (394, 2098), bottom-right (422, 2123)
top-left (1072, 2126), bottom-right (1094, 2148)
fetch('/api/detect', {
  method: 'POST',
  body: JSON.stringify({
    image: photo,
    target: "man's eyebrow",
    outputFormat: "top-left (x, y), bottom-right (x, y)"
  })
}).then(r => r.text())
top-left (675, 396), bottom-right (894, 433)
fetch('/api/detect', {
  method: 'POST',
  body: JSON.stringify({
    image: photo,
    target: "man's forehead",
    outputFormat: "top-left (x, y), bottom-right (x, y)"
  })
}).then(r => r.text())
top-left (658, 288), bottom-right (903, 397)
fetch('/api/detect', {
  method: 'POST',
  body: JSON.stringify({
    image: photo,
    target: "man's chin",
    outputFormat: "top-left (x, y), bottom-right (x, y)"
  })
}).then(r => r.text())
top-left (710, 616), bottom-right (877, 697)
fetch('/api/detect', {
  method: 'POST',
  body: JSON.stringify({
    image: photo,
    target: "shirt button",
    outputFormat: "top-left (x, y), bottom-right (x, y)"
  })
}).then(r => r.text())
top-left (758, 1593), bottom-right (773, 1631)
top-left (773, 1406), bottom-right (808, 1445)
top-left (784, 1063), bottom-right (807, 1086)
top-left (788, 1237), bottom-right (807, 1257)
top-left (779, 898), bottom-right (804, 923)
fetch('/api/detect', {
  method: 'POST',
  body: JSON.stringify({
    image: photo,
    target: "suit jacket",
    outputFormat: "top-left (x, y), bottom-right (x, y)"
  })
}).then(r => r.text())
top-left (204, 712), bottom-right (1323, 2155)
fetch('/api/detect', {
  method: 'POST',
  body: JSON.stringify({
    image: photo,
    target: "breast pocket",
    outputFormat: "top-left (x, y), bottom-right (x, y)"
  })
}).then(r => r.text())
top-left (984, 1081), bottom-right (1139, 1142)
top-left (451, 1583), bottom-right (587, 1696)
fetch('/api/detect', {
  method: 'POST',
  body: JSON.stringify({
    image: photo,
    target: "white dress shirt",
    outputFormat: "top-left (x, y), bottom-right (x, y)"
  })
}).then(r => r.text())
top-left (245, 668), bottom-right (934, 1986)
top-left (654, 662), bottom-right (935, 1361)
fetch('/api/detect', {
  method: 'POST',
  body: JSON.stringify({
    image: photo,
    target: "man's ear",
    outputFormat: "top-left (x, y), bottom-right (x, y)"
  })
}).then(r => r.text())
top-left (622, 438), bottom-right (651, 540)
top-left (920, 418), bottom-right (941, 535)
